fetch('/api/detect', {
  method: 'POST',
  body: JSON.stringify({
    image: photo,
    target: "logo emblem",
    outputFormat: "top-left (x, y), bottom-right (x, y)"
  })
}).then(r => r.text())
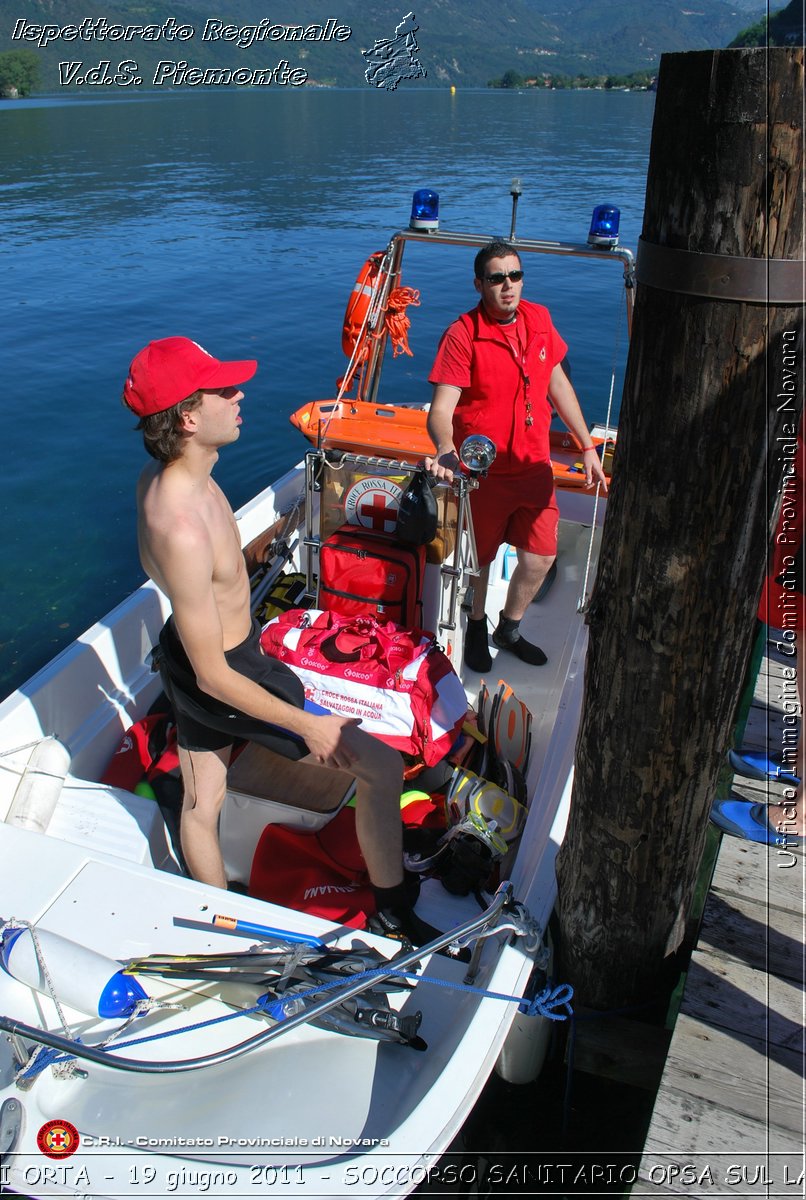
top-left (344, 477), bottom-right (403, 532)
top-left (362, 12), bottom-right (427, 91)
top-left (37, 1119), bottom-right (80, 1159)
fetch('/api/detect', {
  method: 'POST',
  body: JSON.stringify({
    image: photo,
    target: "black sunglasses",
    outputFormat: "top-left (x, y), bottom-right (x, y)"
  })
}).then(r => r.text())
top-left (483, 270), bottom-right (524, 285)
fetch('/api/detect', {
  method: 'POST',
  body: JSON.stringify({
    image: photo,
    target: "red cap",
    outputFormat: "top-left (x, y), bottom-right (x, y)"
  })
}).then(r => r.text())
top-left (123, 337), bottom-right (257, 418)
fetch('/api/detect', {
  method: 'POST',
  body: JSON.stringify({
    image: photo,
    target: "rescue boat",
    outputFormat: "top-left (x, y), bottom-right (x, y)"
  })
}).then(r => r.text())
top-left (290, 399), bottom-right (615, 486)
top-left (0, 189), bottom-right (634, 1199)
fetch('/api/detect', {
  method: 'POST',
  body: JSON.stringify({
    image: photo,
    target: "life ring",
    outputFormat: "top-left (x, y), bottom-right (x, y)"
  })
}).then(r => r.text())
top-left (342, 252), bottom-right (385, 361)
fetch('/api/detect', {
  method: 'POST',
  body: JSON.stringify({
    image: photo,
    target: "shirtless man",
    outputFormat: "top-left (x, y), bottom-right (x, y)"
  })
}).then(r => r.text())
top-left (123, 336), bottom-right (435, 943)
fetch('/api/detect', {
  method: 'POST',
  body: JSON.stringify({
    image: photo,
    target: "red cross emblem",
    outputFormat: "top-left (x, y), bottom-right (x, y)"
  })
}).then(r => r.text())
top-left (357, 492), bottom-right (397, 532)
top-left (37, 1119), bottom-right (80, 1159)
top-left (344, 476), bottom-right (402, 532)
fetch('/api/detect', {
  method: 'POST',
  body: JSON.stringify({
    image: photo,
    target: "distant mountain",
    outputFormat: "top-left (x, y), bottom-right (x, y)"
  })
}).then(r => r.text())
top-left (0, 0), bottom-right (770, 90)
top-left (512, 0), bottom-right (760, 77)
top-left (729, 0), bottom-right (805, 46)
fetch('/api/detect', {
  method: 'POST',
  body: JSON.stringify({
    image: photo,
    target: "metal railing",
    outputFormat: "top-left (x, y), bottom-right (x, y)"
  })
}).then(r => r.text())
top-left (1, 884), bottom-right (515, 1077)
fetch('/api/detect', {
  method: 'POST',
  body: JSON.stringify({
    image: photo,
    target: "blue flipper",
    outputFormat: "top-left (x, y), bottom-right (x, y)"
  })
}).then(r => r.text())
top-left (727, 748), bottom-right (800, 788)
top-left (710, 796), bottom-right (805, 848)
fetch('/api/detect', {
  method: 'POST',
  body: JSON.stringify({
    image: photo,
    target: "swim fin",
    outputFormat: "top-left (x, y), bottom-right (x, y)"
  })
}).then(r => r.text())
top-left (486, 680), bottom-right (532, 774)
top-left (727, 748), bottom-right (800, 788)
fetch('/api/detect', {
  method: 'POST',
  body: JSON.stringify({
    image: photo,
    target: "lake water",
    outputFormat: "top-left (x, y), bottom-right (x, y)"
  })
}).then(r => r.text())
top-left (0, 87), bottom-right (654, 696)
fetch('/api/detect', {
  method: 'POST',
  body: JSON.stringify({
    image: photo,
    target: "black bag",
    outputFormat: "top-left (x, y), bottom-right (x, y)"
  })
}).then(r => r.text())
top-left (396, 470), bottom-right (438, 546)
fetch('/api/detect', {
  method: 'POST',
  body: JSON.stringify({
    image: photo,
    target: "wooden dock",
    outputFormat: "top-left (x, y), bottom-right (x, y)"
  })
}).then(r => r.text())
top-left (636, 638), bottom-right (805, 1196)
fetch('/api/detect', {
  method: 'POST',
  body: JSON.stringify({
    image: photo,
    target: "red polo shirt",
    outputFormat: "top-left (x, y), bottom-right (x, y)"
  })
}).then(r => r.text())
top-left (429, 299), bottom-right (568, 476)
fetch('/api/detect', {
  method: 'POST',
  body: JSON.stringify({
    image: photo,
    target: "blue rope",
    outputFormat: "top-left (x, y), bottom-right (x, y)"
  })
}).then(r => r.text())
top-left (262, 968), bottom-right (574, 1022)
top-left (522, 982), bottom-right (574, 1020)
top-left (105, 1001), bottom-right (269, 1050)
top-left (18, 1046), bottom-right (71, 1080)
top-left (16, 1003), bottom-right (269, 1080)
top-left (18, 965), bottom-right (574, 1078)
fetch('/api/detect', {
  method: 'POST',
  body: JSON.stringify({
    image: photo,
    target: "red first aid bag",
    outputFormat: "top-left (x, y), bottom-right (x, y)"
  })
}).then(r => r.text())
top-left (318, 525), bottom-right (425, 628)
top-left (260, 609), bottom-right (468, 766)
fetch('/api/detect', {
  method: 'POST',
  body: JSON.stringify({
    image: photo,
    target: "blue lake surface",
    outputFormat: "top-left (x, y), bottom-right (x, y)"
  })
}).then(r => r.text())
top-left (0, 87), bottom-right (654, 695)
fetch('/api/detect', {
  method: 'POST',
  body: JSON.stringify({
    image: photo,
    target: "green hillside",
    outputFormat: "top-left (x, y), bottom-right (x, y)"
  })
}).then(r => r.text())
top-left (0, 0), bottom-right (771, 91)
top-left (729, 0), bottom-right (805, 46)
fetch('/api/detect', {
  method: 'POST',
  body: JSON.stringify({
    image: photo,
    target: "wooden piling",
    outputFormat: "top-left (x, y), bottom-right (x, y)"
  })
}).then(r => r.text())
top-left (555, 48), bottom-right (804, 1009)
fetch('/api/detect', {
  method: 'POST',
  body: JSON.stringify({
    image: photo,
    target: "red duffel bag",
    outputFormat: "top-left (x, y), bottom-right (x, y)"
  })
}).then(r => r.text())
top-left (249, 807), bottom-right (374, 928)
top-left (260, 609), bottom-right (468, 766)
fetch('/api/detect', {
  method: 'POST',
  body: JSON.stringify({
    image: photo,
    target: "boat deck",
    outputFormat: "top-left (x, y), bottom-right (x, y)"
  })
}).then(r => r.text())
top-left (637, 636), bottom-right (805, 1194)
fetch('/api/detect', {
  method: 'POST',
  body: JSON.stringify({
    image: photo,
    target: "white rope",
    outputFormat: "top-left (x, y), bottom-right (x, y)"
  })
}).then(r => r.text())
top-left (318, 242), bottom-right (398, 447)
top-left (5, 919), bottom-right (82, 1083)
top-left (576, 284), bottom-right (626, 613)
top-left (96, 996), bottom-right (188, 1047)
top-left (0, 738), bottom-right (52, 761)
top-left (472, 907), bottom-right (544, 957)
top-left (3, 916), bottom-right (186, 1083)
top-left (4, 919), bottom-right (73, 1038)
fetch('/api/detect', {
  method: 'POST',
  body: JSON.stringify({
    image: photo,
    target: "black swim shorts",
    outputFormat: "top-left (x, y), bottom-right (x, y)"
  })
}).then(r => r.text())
top-left (156, 617), bottom-right (309, 757)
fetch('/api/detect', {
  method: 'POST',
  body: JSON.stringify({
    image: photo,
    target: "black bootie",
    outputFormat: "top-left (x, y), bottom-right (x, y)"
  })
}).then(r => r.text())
top-left (464, 616), bottom-right (492, 673)
top-left (491, 612), bottom-right (547, 666)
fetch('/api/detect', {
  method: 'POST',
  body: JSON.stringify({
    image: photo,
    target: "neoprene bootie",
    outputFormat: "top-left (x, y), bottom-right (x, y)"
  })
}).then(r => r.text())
top-left (464, 616), bottom-right (492, 673)
top-left (491, 613), bottom-right (547, 666)
top-left (370, 882), bottom-right (470, 960)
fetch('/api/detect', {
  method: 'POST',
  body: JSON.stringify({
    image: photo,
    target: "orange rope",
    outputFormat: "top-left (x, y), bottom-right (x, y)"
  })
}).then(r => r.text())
top-left (337, 284), bottom-right (421, 395)
top-left (380, 286), bottom-right (421, 358)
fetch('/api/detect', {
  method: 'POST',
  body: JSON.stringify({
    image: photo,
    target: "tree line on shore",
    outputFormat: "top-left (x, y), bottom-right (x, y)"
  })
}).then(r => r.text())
top-left (0, 49), bottom-right (39, 97)
top-left (488, 68), bottom-right (656, 90)
top-left (0, 48), bottom-right (658, 96)
top-left (488, 0), bottom-right (803, 90)
top-left (2, 1), bottom-right (800, 100)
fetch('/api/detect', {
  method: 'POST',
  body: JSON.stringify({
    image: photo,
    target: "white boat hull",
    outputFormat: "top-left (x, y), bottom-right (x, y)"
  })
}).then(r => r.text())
top-left (0, 455), bottom-right (603, 1198)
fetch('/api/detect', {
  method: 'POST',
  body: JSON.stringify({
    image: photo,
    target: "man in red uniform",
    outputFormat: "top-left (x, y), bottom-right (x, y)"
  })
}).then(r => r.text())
top-left (426, 241), bottom-right (607, 673)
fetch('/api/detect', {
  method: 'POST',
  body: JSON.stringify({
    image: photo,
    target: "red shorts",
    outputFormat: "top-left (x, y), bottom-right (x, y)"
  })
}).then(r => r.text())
top-left (470, 469), bottom-right (559, 567)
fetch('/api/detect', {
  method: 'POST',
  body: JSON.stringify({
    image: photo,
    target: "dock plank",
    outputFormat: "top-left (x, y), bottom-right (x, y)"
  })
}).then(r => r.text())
top-left (741, 705), bottom-right (794, 753)
top-left (709, 836), bottom-right (806, 910)
top-left (697, 880), bottom-right (803, 983)
top-left (568, 1009), bottom-right (671, 1090)
top-left (639, 640), bottom-right (806, 1195)
top-left (654, 1013), bottom-right (803, 1136)
top-left (638, 1088), bottom-right (802, 1157)
top-left (681, 952), bottom-right (803, 1053)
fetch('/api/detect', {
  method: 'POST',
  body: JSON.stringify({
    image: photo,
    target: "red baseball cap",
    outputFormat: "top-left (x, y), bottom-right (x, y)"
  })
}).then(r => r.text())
top-left (123, 337), bottom-right (258, 418)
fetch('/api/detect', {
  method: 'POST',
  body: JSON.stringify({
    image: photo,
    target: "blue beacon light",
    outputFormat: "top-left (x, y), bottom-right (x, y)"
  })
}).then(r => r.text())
top-left (410, 189), bottom-right (439, 231)
top-left (587, 204), bottom-right (620, 247)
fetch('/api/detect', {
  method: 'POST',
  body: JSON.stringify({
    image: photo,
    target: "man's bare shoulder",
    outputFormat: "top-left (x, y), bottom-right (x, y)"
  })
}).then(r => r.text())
top-left (135, 459), bottom-right (162, 502)
top-left (137, 462), bottom-right (212, 575)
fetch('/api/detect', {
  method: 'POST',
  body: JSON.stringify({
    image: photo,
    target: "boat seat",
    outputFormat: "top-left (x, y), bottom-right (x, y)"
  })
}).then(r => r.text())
top-left (219, 743), bottom-right (356, 884)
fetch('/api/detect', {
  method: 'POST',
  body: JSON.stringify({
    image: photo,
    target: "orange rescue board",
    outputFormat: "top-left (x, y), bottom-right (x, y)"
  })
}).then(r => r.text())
top-left (290, 399), bottom-right (613, 489)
